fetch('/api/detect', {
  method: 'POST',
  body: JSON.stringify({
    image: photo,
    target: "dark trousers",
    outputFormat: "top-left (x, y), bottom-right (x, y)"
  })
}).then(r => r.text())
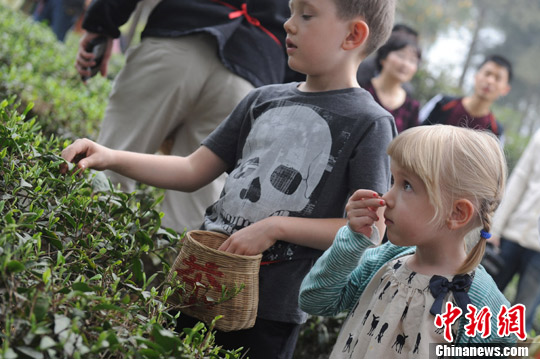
top-left (493, 238), bottom-right (540, 332)
top-left (176, 313), bottom-right (302, 359)
top-left (33, 0), bottom-right (78, 42)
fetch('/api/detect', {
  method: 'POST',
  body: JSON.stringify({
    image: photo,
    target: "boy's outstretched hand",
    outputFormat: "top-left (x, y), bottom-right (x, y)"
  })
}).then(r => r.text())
top-left (61, 138), bottom-right (112, 173)
top-left (345, 189), bottom-right (385, 238)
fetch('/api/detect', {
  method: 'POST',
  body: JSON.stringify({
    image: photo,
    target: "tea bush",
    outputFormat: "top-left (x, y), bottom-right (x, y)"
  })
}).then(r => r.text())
top-left (0, 4), bottom-right (111, 139)
top-left (0, 98), bottom-right (243, 358)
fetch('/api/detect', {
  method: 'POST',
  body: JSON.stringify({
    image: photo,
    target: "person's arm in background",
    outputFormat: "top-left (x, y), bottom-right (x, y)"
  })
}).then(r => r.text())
top-left (418, 93), bottom-right (443, 124)
top-left (490, 131), bottom-right (538, 247)
top-left (75, 0), bottom-right (141, 80)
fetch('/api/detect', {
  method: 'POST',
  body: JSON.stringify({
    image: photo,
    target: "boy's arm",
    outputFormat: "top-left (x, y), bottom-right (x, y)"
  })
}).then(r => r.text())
top-left (219, 190), bottom-right (386, 255)
top-left (61, 138), bottom-right (227, 192)
top-left (219, 216), bottom-right (348, 255)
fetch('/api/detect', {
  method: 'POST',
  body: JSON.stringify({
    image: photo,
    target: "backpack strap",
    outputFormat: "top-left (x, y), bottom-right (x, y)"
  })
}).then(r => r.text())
top-left (421, 95), bottom-right (458, 125)
top-left (487, 113), bottom-right (500, 136)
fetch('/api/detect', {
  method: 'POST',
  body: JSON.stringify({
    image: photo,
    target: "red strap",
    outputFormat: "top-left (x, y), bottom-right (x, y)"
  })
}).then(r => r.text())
top-left (488, 113), bottom-right (499, 135)
top-left (260, 260), bottom-right (282, 266)
top-left (212, 1), bottom-right (282, 47)
top-left (441, 99), bottom-right (459, 112)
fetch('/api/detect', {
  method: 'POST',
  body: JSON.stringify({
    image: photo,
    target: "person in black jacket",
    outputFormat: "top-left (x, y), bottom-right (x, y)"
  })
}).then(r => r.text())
top-left (74, 0), bottom-right (294, 234)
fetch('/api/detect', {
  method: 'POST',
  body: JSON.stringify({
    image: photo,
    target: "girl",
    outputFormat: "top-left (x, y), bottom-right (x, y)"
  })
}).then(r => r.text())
top-left (299, 125), bottom-right (516, 358)
top-left (361, 32), bottom-right (421, 133)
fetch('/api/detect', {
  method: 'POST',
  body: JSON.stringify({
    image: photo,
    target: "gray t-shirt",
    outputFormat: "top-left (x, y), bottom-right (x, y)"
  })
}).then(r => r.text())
top-left (201, 82), bottom-right (396, 323)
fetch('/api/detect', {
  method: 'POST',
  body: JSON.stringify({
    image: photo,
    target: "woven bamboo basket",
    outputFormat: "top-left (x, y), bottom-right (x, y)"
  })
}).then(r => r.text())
top-left (166, 230), bottom-right (262, 332)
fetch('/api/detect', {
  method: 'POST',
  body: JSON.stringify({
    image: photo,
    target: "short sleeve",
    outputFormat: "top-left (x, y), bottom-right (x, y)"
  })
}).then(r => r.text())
top-left (201, 89), bottom-right (258, 171)
top-left (348, 114), bottom-right (396, 195)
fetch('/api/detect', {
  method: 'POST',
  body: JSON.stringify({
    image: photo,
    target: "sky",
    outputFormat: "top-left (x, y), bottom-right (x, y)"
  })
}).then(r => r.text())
top-left (425, 26), bottom-right (505, 91)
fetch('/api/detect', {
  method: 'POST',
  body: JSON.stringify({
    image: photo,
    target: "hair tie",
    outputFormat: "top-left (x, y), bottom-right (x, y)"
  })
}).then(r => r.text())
top-left (480, 229), bottom-right (491, 239)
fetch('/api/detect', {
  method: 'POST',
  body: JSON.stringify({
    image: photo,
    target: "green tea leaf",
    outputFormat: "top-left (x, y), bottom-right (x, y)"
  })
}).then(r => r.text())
top-left (6, 260), bottom-right (25, 273)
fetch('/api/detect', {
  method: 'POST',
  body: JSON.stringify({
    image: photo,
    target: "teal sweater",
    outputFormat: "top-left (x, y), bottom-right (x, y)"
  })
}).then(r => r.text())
top-left (299, 225), bottom-right (518, 346)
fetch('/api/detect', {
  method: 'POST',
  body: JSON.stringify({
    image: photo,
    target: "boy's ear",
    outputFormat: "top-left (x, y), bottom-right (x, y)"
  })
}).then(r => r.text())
top-left (343, 19), bottom-right (369, 51)
top-left (446, 199), bottom-right (475, 230)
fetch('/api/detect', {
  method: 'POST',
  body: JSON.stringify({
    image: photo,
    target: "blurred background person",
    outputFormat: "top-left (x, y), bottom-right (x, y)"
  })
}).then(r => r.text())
top-left (360, 31), bottom-right (422, 133)
top-left (357, 23), bottom-right (418, 96)
top-left (489, 128), bottom-right (540, 333)
top-left (419, 55), bottom-right (512, 142)
top-left (33, 0), bottom-right (85, 41)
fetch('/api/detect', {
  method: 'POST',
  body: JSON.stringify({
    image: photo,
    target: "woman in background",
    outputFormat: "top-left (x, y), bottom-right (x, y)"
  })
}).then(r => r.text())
top-left (360, 32), bottom-right (421, 133)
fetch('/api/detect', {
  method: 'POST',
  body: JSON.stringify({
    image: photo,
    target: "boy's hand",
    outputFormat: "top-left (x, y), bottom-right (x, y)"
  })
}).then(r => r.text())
top-left (345, 189), bottom-right (385, 238)
top-left (218, 217), bottom-right (278, 256)
top-left (61, 138), bottom-right (112, 172)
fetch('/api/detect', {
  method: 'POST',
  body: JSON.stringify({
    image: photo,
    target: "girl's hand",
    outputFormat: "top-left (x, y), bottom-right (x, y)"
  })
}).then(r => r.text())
top-left (61, 138), bottom-right (113, 172)
top-left (218, 217), bottom-right (278, 256)
top-left (346, 189), bottom-right (386, 238)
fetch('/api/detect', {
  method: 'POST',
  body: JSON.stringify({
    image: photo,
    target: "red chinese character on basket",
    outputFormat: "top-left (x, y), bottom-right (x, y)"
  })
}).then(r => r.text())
top-left (464, 304), bottom-right (492, 338)
top-left (497, 304), bottom-right (526, 340)
top-left (175, 255), bottom-right (224, 305)
top-left (434, 302), bottom-right (463, 342)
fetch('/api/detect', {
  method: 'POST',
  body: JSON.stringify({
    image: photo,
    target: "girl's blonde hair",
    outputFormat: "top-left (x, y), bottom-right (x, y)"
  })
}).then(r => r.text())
top-left (387, 125), bottom-right (507, 274)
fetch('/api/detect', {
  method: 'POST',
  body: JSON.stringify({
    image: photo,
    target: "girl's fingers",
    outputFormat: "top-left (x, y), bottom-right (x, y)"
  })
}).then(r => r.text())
top-left (350, 189), bottom-right (380, 201)
top-left (346, 197), bottom-right (385, 213)
top-left (347, 209), bottom-right (379, 222)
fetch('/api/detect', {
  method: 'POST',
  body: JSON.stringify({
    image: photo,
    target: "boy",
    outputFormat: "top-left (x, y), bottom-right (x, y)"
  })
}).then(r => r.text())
top-left (76, 0), bottom-right (294, 233)
top-left (419, 55), bottom-right (512, 141)
top-left (61, 0), bottom-right (397, 357)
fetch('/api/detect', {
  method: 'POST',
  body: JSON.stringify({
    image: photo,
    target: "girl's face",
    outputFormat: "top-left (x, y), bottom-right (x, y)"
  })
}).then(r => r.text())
top-left (284, 0), bottom-right (351, 77)
top-left (380, 45), bottom-right (419, 83)
top-left (382, 160), bottom-right (439, 247)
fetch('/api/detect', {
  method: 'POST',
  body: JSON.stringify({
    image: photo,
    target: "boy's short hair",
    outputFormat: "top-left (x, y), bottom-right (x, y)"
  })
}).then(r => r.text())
top-left (479, 54), bottom-right (513, 83)
top-left (375, 32), bottom-right (422, 72)
top-left (334, 0), bottom-right (396, 57)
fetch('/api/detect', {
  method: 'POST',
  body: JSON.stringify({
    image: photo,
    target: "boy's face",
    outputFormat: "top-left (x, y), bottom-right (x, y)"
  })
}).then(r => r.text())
top-left (473, 61), bottom-right (511, 103)
top-left (284, 0), bottom-right (353, 76)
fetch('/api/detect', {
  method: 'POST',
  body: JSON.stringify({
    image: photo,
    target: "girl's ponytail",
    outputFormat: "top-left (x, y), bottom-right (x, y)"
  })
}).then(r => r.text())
top-left (457, 199), bottom-right (499, 274)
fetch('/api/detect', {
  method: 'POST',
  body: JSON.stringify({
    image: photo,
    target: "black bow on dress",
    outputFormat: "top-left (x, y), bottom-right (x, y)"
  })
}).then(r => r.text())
top-left (428, 274), bottom-right (472, 316)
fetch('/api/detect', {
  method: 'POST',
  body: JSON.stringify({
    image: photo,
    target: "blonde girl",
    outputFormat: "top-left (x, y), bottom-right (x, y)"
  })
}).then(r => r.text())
top-left (299, 125), bottom-right (517, 358)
